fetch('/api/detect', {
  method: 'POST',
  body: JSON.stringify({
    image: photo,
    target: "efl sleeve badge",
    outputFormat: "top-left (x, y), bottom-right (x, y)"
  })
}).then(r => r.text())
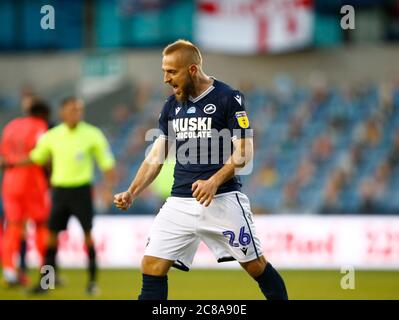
top-left (235, 111), bottom-right (250, 129)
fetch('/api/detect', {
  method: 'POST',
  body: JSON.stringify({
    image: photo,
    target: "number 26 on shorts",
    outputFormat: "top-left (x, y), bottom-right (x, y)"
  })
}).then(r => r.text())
top-left (222, 226), bottom-right (251, 247)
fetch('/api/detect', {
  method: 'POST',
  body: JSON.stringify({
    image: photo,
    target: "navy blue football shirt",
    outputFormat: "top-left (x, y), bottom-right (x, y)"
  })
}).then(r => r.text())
top-left (158, 79), bottom-right (253, 197)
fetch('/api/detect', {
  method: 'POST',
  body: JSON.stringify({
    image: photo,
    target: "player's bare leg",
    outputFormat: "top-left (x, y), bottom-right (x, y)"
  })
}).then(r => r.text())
top-left (240, 255), bottom-right (267, 277)
top-left (138, 255), bottom-right (174, 300)
top-left (141, 255), bottom-right (174, 276)
top-left (240, 256), bottom-right (288, 300)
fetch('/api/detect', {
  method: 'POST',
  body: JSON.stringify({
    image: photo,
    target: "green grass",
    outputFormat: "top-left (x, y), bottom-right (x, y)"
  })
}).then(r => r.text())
top-left (1, 269), bottom-right (399, 300)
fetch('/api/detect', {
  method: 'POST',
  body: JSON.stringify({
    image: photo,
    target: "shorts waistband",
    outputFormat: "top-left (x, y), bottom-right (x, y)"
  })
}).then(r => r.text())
top-left (52, 184), bottom-right (91, 190)
top-left (169, 191), bottom-right (243, 201)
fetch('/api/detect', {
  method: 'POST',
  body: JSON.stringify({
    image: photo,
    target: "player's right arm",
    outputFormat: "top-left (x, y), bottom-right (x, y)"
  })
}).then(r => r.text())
top-left (113, 136), bottom-right (168, 211)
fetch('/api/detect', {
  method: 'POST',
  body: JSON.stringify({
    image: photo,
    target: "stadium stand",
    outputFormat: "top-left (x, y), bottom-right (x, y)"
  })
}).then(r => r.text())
top-left (1, 75), bottom-right (399, 216)
top-left (41, 75), bottom-right (399, 215)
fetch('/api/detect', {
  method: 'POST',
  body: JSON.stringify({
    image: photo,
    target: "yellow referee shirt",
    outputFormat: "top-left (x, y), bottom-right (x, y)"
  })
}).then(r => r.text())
top-left (30, 122), bottom-right (115, 187)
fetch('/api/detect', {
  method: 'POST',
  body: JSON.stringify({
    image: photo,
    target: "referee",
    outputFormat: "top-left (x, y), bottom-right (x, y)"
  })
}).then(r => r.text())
top-left (12, 97), bottom-right (116, 295)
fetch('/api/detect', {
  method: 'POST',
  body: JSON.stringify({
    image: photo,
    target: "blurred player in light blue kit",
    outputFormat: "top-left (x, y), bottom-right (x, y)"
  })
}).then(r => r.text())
top-left (114, 40), bottom-right (288, 300)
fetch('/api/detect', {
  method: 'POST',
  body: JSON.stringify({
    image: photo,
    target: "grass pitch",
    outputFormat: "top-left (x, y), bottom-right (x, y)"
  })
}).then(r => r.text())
top-left (1, 269), bottom-right (398, 300)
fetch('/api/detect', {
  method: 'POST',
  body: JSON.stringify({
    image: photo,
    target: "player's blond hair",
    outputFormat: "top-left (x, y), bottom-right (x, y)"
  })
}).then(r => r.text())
top-left (163, 39), bottom-right (202, 66)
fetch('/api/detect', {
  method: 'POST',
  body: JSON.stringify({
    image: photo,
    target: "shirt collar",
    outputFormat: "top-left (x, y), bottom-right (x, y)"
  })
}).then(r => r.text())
top-left (189, 77), bottom-right (216, 103)
top-left (61, 121), bottom-right (83, 132)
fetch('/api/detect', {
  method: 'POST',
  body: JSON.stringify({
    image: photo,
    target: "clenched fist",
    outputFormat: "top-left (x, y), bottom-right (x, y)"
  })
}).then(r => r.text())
top-left (192, 178), bottom-right (218, 207)
top-left (113, 190), bottom-right (134, 211)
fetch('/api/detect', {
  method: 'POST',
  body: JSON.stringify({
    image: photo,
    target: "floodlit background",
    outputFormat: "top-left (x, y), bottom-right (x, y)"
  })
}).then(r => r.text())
top-left (1, 0), bottom-right (399, 299)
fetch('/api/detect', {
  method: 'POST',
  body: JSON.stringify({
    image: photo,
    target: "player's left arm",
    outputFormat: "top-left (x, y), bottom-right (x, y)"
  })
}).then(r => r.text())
top-left (192, 89), bottom-right (253, 207)
top-left (192, 137), bottom-right (253, 207)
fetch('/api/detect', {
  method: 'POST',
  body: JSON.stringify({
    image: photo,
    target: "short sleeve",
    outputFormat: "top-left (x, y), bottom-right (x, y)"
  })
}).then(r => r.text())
top-left (226, 91), bottom-right (253, 141)
top-left (29, 132), bottom-right (52, 165)
top-left (158, 99), bottom-right (171, 139)
top-left (92, 128), bottom-right (115, 172)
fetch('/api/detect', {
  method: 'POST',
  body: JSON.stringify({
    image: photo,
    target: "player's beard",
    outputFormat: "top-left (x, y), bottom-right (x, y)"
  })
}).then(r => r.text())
top-left (175, 75), bottom-right (195, 102)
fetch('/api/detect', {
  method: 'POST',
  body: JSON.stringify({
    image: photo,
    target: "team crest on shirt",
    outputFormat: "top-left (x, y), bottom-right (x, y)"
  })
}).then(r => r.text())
top-left (235, 111), bottom-right (249, 129)
top-left (203, 104), bottom-right (216, 114)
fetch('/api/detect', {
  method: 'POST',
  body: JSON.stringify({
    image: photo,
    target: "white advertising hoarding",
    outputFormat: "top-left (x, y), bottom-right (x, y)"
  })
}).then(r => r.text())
top-left (25, 215), bottom-right (399, 269)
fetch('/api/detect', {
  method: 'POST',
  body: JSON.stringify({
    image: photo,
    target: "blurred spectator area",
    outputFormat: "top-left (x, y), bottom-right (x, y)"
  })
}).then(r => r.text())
top-left (107, 72), bottom-right (399, 216)
top-left (1, 0), bottom-right (399, 215)
top-left (2, 68), bottom-right (399, 216)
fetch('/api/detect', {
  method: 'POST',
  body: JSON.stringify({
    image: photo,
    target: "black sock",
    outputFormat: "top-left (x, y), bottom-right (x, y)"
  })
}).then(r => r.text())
top-left (44, 246), bottom-right (57, 271)
top-left (20, 239), bottom-right (27, 273)
top-left (255, 262), bottom-right (288, 300)
top-left (88, 246), bottom-right (97, 283)
top-left (138, 274), bottom-right (168, 300)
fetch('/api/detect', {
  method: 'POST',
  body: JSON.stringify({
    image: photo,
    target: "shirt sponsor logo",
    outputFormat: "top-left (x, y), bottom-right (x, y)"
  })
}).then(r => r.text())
top-left (235, 111), bottom-right (249, 129)
top-left (175, 106), bottom-right (182, 115)
top-left (172, 117), bottom-right (212, 140)
top-left (203, 104), bottom-right (216, 114)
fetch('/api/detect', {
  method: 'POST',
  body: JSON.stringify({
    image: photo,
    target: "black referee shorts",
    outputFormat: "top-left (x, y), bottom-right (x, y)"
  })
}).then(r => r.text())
top-left (49, 184), bottom-right (94, 232)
